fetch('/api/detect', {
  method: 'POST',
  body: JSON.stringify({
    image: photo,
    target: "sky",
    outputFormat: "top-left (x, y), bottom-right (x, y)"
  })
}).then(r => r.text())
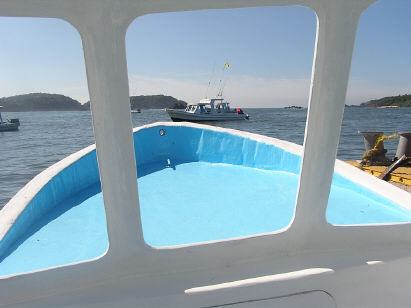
top-left (0, 0), bottom-right (410, 108)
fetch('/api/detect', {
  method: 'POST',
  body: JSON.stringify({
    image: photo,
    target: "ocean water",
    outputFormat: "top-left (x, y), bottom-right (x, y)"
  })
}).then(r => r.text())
top-left (0, 107), bottom-right (410, 208)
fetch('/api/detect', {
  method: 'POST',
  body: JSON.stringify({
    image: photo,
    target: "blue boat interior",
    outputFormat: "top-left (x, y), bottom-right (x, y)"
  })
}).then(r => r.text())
top-left (1, 125), bottom-right (410, 276)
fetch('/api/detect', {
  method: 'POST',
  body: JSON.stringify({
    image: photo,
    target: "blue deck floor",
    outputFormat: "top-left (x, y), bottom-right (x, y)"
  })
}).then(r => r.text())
top-left (1, 161), bottom-right (411, 276)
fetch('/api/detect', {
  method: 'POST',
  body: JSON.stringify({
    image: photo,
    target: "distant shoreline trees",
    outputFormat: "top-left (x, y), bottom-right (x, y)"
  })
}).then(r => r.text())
top-left (360, 94), bottom-right (411, 107)
top-left (0, 93), bottom-right (187, 111)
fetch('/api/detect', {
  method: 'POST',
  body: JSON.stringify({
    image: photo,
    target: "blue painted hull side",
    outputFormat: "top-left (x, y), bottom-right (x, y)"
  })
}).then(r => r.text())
top-left (0, 124), bottom-right (409, 276)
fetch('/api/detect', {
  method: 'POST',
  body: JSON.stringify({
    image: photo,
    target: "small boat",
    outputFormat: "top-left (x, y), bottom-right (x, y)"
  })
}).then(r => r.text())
top-left (284, 105), bottom-right (303, 109)
top-left (0, 107), bottom-right (20, 131)
top-left (0, 120), bottom-right (20, 132)
top-left (166, 98), bottom-right (249, 122)
top-left (131, 109), bottom-right (141, 113)
top-left (377, 105), bottom-right (399, 109)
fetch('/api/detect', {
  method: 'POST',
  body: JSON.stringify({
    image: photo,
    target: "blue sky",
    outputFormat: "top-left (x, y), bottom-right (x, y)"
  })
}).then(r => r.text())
top-left (0, 0), bottom-right (410, 107)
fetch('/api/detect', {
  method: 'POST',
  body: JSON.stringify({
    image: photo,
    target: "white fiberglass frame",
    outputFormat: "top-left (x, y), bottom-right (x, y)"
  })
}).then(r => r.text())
top-left (1, 1), bottom-right (411, 307)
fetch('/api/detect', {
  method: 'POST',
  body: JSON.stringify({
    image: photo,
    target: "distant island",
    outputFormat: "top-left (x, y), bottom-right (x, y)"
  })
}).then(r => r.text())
top-left (83, 94), bottom-right (187, 110)
top-left (0, 93), bottom-right (86, 111)
top-left (0, 93), bottom-right (187, 111)
top-left (360, 94), bottom-right (411, 107)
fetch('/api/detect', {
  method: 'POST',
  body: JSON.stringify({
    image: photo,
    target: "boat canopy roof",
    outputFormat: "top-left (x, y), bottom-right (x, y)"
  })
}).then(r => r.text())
top-left (196, 98), bottom-right (226, 105)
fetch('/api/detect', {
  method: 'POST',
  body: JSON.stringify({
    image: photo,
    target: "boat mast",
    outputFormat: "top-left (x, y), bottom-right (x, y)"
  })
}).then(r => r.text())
top-left (216, 62), bottom-right (229, 98)
top-left (204, 61), bottom-right (216, 99)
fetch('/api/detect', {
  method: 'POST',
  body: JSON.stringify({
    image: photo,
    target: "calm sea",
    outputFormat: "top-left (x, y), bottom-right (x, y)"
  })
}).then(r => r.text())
top-left (1, 107), bottom-right (410, 208)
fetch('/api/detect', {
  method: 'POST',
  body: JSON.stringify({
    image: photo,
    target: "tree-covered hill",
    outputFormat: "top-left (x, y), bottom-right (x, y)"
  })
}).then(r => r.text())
top-left (360, 94), bottom-right (411, 107)
top-left (1, 93), bottom-right (187, 111)
top-left (83, 94), bottom-right (187, 110)
top-left (130, 95), bottom-right (187, 109)
top-left (0, 93), bottom-right (86, 111)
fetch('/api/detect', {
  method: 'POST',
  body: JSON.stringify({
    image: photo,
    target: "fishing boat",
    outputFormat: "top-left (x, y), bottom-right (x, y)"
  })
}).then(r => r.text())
top-left (1, 0), bottom-right (411, 307)
top-left (166, 98), bottom-right (249, 121)
top-left (0, 107), bottom-right (20, 132)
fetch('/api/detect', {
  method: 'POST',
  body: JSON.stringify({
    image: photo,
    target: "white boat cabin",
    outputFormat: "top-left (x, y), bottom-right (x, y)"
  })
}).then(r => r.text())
top-left (185, 98), bottom-right (234, 114)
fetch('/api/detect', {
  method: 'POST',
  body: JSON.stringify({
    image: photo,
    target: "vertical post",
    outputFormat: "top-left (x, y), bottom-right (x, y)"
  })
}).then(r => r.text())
top-left (79, 15), bottom-right (145, 257)
top-left (291, 3), bottom-right (364, 240)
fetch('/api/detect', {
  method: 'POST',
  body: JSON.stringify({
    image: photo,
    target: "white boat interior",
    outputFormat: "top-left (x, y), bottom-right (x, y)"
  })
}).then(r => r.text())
top-left (1, 0), bottom-right (410, 307)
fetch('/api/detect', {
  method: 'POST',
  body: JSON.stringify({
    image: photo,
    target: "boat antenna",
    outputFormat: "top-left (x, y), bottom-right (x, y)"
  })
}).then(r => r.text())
top-left (216, 61), bottom-right (229, 97)
top-left (219, 77), bottom-right (229, 98)
top-left (204, 61), bottom-right (216, 99)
